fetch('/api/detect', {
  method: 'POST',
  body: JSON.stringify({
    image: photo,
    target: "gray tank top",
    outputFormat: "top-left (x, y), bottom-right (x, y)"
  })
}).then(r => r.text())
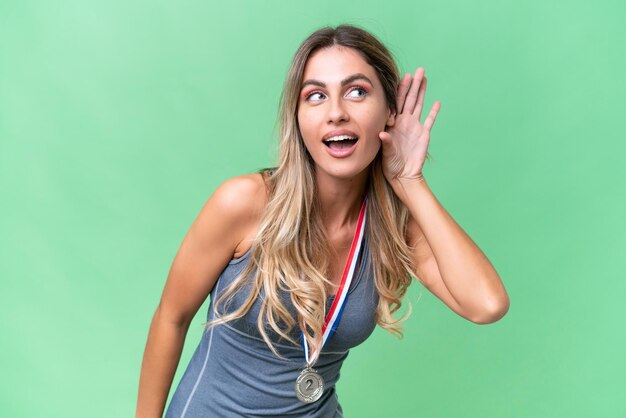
top-left (165, 231), bottom-right (378, 417)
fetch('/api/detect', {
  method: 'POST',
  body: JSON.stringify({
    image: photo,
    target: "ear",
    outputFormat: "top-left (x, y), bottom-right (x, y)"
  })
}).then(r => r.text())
top-left (386, 108), bottom-right (396, 128)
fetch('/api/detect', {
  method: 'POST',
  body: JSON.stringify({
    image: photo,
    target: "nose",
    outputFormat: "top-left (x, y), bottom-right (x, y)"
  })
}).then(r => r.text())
top-left (327, 96), bottom-right (349, 124)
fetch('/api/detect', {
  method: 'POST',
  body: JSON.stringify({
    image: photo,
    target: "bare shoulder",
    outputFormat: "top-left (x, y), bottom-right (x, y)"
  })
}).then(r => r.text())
top-left (211, 172), bottom-right (268, 212)
top-left (156, 171), bottom-right (270, 326)
top-left (210, 172), bottom-right (270, 257)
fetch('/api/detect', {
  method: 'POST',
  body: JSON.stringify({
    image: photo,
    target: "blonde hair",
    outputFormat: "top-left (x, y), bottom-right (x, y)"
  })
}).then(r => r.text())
top-left (204, 24), bottom-right (429, 358)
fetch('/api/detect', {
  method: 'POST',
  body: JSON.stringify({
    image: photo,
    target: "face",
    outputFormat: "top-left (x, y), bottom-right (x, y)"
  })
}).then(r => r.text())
top-left (297, 46), bottom-right (395, 179)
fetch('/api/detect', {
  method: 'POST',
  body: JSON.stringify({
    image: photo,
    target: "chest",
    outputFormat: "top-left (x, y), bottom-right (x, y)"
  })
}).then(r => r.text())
top-left (325, 232), bottom-right (365, 296)
top-left (212, 237), bottom-right (378, 352)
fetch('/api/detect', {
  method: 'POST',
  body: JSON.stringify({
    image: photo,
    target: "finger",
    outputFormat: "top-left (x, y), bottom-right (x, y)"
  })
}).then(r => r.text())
top-left (423, 101), bottom-right (441, 132)
top-left (415, 76), bottom-right (427, 121)
top-left (396, 73), bottom-right (412, 114)
top-left (378, 131), bottom-right (394, 149)
top-left (405, 67), bottom-right (425, 115)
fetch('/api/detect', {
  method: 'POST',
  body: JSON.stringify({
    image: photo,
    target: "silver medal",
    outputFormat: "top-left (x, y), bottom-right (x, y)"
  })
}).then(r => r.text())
top-left (295, 197), bottom-right (367, 404)
top-left (295, 366), bottom-right (324, 403)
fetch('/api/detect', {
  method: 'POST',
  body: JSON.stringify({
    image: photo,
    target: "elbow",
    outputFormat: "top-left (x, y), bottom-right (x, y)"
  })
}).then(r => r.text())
top-left (470, 293), bottom-right (510, 325)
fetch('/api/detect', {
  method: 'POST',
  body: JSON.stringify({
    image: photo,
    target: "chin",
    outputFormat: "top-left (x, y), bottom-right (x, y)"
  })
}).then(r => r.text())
top-left (318, 160), bottom-right (373, 180)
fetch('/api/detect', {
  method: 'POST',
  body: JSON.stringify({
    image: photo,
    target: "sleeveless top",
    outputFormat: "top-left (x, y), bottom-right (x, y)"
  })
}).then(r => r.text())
top-left (164, 226), bottom-right (379, 418)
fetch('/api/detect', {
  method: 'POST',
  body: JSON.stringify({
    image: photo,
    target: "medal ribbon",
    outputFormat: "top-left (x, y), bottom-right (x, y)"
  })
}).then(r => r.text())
top-left (301, 194), bottom-right (368, 367)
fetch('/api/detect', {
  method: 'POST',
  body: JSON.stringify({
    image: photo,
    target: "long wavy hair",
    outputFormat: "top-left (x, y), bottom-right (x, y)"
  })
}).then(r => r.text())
top-left (203, 24), bottom-right (429, 359)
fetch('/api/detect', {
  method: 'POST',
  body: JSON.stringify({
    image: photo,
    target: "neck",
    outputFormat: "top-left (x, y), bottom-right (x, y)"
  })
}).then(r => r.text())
top-left (315, 167), bottom-right (369, 233)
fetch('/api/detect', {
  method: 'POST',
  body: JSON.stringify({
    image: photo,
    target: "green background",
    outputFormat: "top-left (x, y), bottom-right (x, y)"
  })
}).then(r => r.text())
top-left (1, 0), bottom-right (624, 417)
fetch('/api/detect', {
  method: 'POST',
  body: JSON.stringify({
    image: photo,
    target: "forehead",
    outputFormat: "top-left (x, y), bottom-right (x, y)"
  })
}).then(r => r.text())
top-left (301, 46), bottom-right (377, 85)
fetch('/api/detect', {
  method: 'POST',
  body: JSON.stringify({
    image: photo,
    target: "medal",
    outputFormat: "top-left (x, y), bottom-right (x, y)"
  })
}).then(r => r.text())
top-left (296, 195), bottom-right (368, 403)
top-left (295, 365), bottom-right (324, 403)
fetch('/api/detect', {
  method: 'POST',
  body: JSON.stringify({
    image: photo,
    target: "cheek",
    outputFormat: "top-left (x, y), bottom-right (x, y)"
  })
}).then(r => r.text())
top-left (297, 110), bottom-right (313, 132)
top-left (361, 108), bottom-right (388, 135)
top-left (298, 111), bottom-right (324, 144)
top-left (367, 137), bottom-right (382, 154)
top-left (297, 115), bottom-right (316, 153)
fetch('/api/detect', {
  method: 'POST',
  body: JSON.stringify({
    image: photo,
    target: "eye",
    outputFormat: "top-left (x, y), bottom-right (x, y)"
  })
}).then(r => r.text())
top-left (347, 86), bottom-right (368, 98)
top-left (305, 91), bottom-right (326, 102)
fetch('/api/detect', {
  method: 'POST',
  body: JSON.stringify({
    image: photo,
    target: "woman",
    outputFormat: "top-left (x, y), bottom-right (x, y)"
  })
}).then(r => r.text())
top-left (136, 24), bottom-right (509, 417)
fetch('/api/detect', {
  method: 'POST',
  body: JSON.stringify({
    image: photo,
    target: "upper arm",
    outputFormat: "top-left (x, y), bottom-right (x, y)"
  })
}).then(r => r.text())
top-left (406, 216), bottom-right (470, 320)
top-left (156, 174), bottom-right (265, 326)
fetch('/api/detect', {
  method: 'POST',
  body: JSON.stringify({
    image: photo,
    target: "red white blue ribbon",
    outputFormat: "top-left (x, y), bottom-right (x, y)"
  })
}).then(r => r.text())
top-left (301, 195), bottom-right (368, 366)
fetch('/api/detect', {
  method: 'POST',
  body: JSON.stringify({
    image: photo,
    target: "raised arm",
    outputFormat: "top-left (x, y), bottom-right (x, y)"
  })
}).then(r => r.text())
top-left (379, 67), bottom-right (508, 324)
top-left (135, 173), bottom-right (266, 418)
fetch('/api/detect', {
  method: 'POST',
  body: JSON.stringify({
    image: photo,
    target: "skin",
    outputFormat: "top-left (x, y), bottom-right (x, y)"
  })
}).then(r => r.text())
top-left (136, 43), bottom-right (510, 418)
top-left (297, 45), bottom-right (509, 324)
top-left (298, 47), bottom-right (392, 184)
top-left (297, 45), bottom-right (397, 289)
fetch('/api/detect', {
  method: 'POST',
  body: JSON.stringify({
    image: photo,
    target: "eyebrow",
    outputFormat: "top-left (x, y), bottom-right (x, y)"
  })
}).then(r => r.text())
top-left (301, 73), bottom-right (374, 90)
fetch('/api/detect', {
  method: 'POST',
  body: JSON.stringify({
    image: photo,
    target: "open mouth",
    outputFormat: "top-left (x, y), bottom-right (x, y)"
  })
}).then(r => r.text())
top-left (322, 135), bottom-right (359, 150)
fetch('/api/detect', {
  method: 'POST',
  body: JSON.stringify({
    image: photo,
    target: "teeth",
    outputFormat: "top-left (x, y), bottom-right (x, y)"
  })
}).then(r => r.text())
top-left (324, 135), bottom-right (358, 142)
